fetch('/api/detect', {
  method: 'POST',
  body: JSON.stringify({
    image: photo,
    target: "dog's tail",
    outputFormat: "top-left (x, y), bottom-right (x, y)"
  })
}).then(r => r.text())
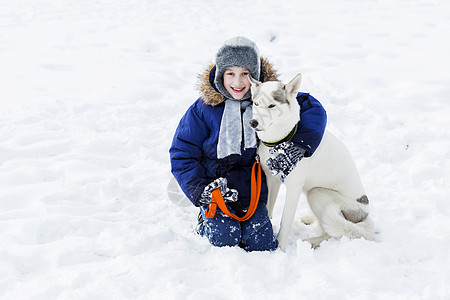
top-left (321, 206), bottom-right (375, 240)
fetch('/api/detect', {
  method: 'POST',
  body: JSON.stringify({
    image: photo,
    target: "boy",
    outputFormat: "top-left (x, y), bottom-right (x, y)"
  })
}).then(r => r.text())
top-left (170, 36), bottom-right (327, 251)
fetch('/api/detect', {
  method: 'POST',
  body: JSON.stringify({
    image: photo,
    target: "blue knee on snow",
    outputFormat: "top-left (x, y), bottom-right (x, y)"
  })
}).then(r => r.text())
top-left (199, 204), bottom-right (278, 251)
top-left (199, 207), bottom-right (241, 247)
top-left (240, 205), bottom-right (278, 251)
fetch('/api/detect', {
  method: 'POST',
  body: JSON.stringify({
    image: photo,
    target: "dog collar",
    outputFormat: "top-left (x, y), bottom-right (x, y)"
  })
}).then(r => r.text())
top-left (261, 124), bottom-right (298, 148)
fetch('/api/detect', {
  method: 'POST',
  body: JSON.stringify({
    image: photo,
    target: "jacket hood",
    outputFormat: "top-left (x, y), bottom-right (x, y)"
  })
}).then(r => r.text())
top-left (198, 56), bottom-right (279, 106)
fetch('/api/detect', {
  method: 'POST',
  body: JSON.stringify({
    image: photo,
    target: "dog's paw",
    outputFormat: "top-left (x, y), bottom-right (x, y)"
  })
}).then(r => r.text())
top-left (300, 214), bottom-right (317, 225)
top-left (303, 233), bottom-right (331, 249)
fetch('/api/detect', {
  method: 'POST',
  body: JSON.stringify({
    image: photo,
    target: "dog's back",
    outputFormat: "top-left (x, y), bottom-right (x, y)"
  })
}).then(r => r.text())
top-left (294, 131), bottom-right (365, 197)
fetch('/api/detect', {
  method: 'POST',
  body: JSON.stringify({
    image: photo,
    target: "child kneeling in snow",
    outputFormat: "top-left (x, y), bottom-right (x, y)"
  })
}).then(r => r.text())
top-left (169, 36), bottom-right (327, 251)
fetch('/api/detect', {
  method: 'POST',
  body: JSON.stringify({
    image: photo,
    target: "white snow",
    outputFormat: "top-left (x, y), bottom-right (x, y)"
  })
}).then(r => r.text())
top-left (1, 0), bottom-right (449, 299)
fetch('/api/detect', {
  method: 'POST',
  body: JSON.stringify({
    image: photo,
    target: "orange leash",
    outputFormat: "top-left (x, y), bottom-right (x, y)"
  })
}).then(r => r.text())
top-left (205, 158), bottom-right (261, 221)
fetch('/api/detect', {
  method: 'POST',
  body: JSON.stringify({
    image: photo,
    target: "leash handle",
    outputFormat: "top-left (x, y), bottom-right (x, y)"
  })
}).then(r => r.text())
top-left (205, 160), bottom-right (261, 221)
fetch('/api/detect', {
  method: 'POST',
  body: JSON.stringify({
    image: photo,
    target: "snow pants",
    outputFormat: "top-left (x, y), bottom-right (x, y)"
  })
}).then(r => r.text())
top-left (198, 202), bottom-right (279, 251)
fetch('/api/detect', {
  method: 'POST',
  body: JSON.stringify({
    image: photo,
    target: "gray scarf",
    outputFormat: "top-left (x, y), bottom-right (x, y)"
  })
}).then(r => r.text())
top-left (217, 99), bottom-right (257, 159)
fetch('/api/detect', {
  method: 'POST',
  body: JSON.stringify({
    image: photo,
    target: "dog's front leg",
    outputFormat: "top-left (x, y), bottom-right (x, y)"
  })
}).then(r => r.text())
top-left (265, 175), bottom-right (281, 219)
top-left (277, 182), bottom-right (302, 251)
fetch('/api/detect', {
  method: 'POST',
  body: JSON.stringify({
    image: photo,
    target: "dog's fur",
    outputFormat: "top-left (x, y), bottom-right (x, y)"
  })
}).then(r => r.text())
top-left (249, 74), bottom-right (374, 250)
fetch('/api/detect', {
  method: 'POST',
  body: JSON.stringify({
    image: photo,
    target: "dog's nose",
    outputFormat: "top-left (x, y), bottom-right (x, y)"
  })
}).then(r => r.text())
top-left (249, 119), bottom-right (258, 128)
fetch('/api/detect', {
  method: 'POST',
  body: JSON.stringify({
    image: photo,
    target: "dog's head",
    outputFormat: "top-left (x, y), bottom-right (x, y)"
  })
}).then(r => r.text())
top-left (249, 73), bottom-right (302, 142)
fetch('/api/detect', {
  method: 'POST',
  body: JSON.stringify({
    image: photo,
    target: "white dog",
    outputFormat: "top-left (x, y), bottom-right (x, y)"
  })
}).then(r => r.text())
top-left (249, 74), bottom-right (374, 250)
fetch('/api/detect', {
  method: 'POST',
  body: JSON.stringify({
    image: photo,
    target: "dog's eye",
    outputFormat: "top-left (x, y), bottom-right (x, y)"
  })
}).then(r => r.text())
top-left (268, 104), bottom-right (276, 108)
top-left (254, 102), bottom-right (259, 106)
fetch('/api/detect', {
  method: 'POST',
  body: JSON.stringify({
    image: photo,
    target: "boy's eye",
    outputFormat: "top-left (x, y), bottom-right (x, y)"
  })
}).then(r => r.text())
top-left (268, 104), bottom-right (276, 108)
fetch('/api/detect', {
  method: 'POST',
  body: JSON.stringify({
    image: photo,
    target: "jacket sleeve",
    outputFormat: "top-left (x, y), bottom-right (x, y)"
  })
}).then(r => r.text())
top-left (169, 101), bottom-right (210, 206)
top-left (290, 93), bottom-right (327, 157)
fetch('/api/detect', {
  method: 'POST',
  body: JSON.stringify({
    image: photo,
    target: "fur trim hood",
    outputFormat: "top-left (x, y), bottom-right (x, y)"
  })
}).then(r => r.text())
top-left (198, 56), bottom-right (279, 106)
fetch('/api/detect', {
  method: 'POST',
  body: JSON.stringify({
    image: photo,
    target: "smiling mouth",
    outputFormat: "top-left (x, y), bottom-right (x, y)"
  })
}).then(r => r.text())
top-left (231, 87), bottom-right (245, 92)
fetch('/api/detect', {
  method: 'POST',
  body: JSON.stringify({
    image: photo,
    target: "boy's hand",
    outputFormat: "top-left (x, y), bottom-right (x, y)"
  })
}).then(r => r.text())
top-left (199, 177), bottom-right (238, 207)
top-left (266, 141), bottom-right (306, 182)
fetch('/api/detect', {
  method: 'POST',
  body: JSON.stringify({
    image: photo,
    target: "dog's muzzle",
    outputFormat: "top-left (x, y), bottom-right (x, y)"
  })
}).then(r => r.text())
top-left (249, 119), bottom-right (259, 128)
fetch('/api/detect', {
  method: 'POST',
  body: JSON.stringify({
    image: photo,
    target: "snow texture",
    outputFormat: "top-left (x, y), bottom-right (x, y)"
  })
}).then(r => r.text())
top-left (0, 0), bottom-right (449, 299)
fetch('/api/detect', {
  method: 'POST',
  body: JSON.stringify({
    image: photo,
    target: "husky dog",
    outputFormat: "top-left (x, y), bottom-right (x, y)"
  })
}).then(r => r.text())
top-left (249, 74), bottom-right (374, 250)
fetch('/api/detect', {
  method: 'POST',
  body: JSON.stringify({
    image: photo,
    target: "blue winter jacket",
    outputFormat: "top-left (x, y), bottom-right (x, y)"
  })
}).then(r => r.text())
top-left (170, 58), bottom-right (327, 207)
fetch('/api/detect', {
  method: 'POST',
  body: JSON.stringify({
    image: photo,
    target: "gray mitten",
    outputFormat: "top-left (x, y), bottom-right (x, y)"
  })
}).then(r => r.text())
top-left (266, 141), bottom-right (306, 182)
top-left (198, 177), bottom-right (238, 207)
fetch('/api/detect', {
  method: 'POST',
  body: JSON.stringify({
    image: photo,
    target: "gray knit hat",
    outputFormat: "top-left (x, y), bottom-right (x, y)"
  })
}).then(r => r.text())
top-left (214, 36), bottom-right (260, 99)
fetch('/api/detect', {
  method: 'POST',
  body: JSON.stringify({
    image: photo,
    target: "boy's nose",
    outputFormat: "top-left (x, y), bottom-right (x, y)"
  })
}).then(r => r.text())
top-left (237, 75), bottom-right (246, 84)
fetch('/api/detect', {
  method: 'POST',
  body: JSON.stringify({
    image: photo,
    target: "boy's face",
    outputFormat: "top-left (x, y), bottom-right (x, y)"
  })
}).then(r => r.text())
top-left (223, 67), bottom-right (251, 100)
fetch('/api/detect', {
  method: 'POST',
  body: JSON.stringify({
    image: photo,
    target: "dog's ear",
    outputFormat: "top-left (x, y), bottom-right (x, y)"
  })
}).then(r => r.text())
top-left (285, 73), bottom-right (302, 95)
top-left (248, 75), bottom-right (261, 87)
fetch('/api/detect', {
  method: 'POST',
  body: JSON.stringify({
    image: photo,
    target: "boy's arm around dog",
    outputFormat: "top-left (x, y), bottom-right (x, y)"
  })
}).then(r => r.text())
top-left (291, 93), bottom-right (327, 157)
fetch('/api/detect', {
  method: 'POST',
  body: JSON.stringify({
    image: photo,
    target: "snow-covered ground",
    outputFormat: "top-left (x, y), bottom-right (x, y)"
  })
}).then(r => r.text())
top-left (1, 0), bottom-right (449, 299)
